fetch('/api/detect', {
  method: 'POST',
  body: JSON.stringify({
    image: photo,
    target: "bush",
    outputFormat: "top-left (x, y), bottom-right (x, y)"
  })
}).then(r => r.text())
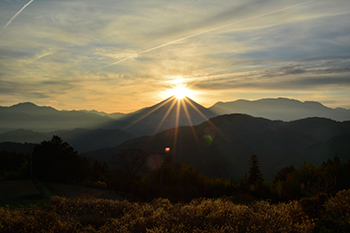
top-left (315, 189), bottom-right (350, 232)
top-left (0, 196), bottom-right (317, 232)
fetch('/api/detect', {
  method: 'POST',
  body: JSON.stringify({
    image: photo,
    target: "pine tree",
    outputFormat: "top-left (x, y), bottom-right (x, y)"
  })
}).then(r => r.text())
top-left (248, 154), bottom-right (263, 185)
top-left (32, 135), bottom-right (81, 182)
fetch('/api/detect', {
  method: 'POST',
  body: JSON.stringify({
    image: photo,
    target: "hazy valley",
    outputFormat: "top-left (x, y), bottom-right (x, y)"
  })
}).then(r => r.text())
top-left (1, 97), bottom-right (350, 181)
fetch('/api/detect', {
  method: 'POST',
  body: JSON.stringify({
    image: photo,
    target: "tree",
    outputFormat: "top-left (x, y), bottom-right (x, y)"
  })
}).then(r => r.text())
top-left (0, 151), bottom-right (29, 180)
top-left (91, 160), bottom-right (109, 182)
top-left (248, 154), bottom-right (263, 185)
top-left (112, 149), bottom-right (148, 179)
top-left (32, 135), bottom-right (84, 182)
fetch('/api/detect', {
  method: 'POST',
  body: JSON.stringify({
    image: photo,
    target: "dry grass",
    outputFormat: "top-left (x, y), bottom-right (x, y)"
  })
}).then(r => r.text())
top-left (0, 196), bottom-right (317, 233)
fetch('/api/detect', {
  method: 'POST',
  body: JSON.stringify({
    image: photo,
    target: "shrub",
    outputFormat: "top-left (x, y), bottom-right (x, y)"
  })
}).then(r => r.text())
top-left (0, 196), bottom-right (317, 232)
top-left (315, 189), bottom-right (350, 232)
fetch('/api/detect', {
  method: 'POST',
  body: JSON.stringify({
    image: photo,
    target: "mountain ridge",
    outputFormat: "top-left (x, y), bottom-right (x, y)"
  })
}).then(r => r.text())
top-left (84, 114), bottom-right (350, 181)
top-left (209, 97), bottom-right (350, 121)
top-left (0, 128), bottom-right (135, 153)
top-left (102, 96), bottom-right (216, 136)
top-left (1, 97), bottom-right (350, 135)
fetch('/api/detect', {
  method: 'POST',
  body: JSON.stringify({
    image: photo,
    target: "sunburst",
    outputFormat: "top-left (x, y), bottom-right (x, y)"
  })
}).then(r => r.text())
top-left (171, 86), bottom-right (191, 99)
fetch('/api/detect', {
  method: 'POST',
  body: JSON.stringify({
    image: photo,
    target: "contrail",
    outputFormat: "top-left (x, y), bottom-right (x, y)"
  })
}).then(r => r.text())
top-left (29, 51), bottom-right (53, 63)
top-left (1, 0), bottom-right (34, 33)
top-left (103, 0), bottom-right (316, 68)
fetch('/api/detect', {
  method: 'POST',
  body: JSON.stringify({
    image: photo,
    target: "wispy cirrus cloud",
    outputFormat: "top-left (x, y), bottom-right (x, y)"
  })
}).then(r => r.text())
top-left (1, 0), bottom-right (350, 111)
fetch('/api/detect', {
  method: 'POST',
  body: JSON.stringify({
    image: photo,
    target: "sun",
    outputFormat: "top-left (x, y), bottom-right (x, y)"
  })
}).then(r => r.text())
top-left (162, 76), bottom-right (195, 100)
top-left (170, 86), bottom-right (191, 99)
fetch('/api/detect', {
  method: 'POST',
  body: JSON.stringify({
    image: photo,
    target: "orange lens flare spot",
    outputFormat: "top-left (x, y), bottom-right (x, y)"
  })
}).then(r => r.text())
top-left (165, 147), bottom-right (170, 152)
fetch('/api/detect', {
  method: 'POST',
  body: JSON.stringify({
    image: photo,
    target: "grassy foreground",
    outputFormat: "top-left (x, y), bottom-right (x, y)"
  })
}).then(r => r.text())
top-left (1, 189), bottom-right (350, 233)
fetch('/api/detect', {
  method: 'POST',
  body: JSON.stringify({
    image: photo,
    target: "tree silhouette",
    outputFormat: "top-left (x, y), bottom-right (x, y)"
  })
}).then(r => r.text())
top-left (248, 154), bottom-right (263, 185)
top-left (112, 149), bottom-right (148, 179)
top-left (32, 135), bottom-right (83, 182)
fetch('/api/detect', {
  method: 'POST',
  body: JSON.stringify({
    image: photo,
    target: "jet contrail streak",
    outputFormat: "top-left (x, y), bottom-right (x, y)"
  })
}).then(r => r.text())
top-left (103, 0), bottom-right (316, 68)
top-left (29, 51), bottom-right (52, 63)
top-left (1, 0), bottom-right (34, 33)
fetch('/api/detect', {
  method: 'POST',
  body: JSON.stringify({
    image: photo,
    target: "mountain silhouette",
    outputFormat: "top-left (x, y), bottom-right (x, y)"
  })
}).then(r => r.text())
top-left (2, 97), bottom-right (349, 135)
top-left (2, 98), bottom-right (350, 181)
top-left (0, 102), bottom-right (118, 133)
top-left (0, 128), bottom-right (135, 153)
top-left (86, 114), bottom-right (350, 181)
top-left (209, 98), bottom-right (350, 121)
top-left (106, 96), bottom-right (216, 136)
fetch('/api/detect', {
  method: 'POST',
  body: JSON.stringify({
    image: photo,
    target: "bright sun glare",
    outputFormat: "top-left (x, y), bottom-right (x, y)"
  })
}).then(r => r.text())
top-left (170, 86), bottom-right (191, 99)
top-left (163, 76), bottom-right (194, 100)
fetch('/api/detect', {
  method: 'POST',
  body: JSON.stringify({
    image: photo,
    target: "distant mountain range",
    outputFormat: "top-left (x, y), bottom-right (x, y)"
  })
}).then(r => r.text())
top-left (0, 96), bottom-right (215, 135)
top-left (1, 97), bottom-right (349, 135)
top-left (1, 97), bottom-right (350, 181)
top-left (0, 102), bottom-right (116, 134)
top-left (209, 98), bottom-right (350, 121)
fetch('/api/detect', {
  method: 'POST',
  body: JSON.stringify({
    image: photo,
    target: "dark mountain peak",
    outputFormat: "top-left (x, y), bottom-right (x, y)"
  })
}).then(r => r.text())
top-left (13, 102), bottom-right (37, 107)
top-left (9, 102), bottom-right (57, 112)
top-left (206, 113), bottom-right (276, 128)
top-left (117, 96), bottom-right (216, 136)
top-left (11, 102), bottom-right (39, 109)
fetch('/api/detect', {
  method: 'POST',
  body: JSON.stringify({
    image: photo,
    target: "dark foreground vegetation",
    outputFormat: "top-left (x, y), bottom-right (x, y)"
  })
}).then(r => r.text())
top-left (1, 190), bottom-right (350, 232)
top-left (1, 136), bottom-right (350, 232)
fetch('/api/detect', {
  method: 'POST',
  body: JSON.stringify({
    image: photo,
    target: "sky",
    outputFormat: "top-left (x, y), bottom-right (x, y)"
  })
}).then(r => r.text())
top-left (1, 0), bottom-right (350, 113)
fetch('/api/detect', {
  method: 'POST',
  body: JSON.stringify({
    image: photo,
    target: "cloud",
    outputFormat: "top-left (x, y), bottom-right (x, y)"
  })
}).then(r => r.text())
top-left (1, 0), bottom-right (350, 111)
top-left (191, 58), bottom-right (350, 91)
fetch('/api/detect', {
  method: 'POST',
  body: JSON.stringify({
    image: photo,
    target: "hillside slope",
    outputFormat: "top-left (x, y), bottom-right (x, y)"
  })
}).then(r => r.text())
top-left (86, 115), bottom-right (350, 181)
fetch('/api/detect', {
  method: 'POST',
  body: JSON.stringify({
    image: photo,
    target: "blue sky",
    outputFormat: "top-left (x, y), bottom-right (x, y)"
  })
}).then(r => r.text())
top-left (1, 0), bottom-right (350, 113)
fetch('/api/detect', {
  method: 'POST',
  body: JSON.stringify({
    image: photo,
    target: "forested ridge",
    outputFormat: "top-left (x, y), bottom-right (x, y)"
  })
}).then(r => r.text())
top-left (1, 136), bottom-right (350, 232)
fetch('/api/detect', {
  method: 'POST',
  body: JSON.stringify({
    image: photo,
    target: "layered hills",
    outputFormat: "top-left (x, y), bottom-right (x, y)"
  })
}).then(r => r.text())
top-left (0, 96), bottom-right (215, 136)
top-left (85, 115), bottom-right (350, 181)
top-left (0, 102), bottom-right (117, 134)
top-left (1, 97), bottom-right (350, 181)
top-left (0, 128), bottom-right (135, 153)
top-left (1, 97), bottom-right (349, 136)
top-left (105, 96), bottom-right (216, 136)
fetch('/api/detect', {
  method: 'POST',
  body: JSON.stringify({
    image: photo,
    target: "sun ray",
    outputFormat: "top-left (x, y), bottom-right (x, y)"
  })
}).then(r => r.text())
top-left (152, 97), bottom-right (177, 134)
top-left (184, 97), bottom-right (230, 142)
top-left (184, 98), bottom-right (212, 123)
top-left (181, 98), bottom-right (202, 152)
top-left (172, 98), bottom-right (182, 155)
top-left (180, 98), bottom-right (193, 126)
top-left (122, 96), bottom-right (175, 131)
